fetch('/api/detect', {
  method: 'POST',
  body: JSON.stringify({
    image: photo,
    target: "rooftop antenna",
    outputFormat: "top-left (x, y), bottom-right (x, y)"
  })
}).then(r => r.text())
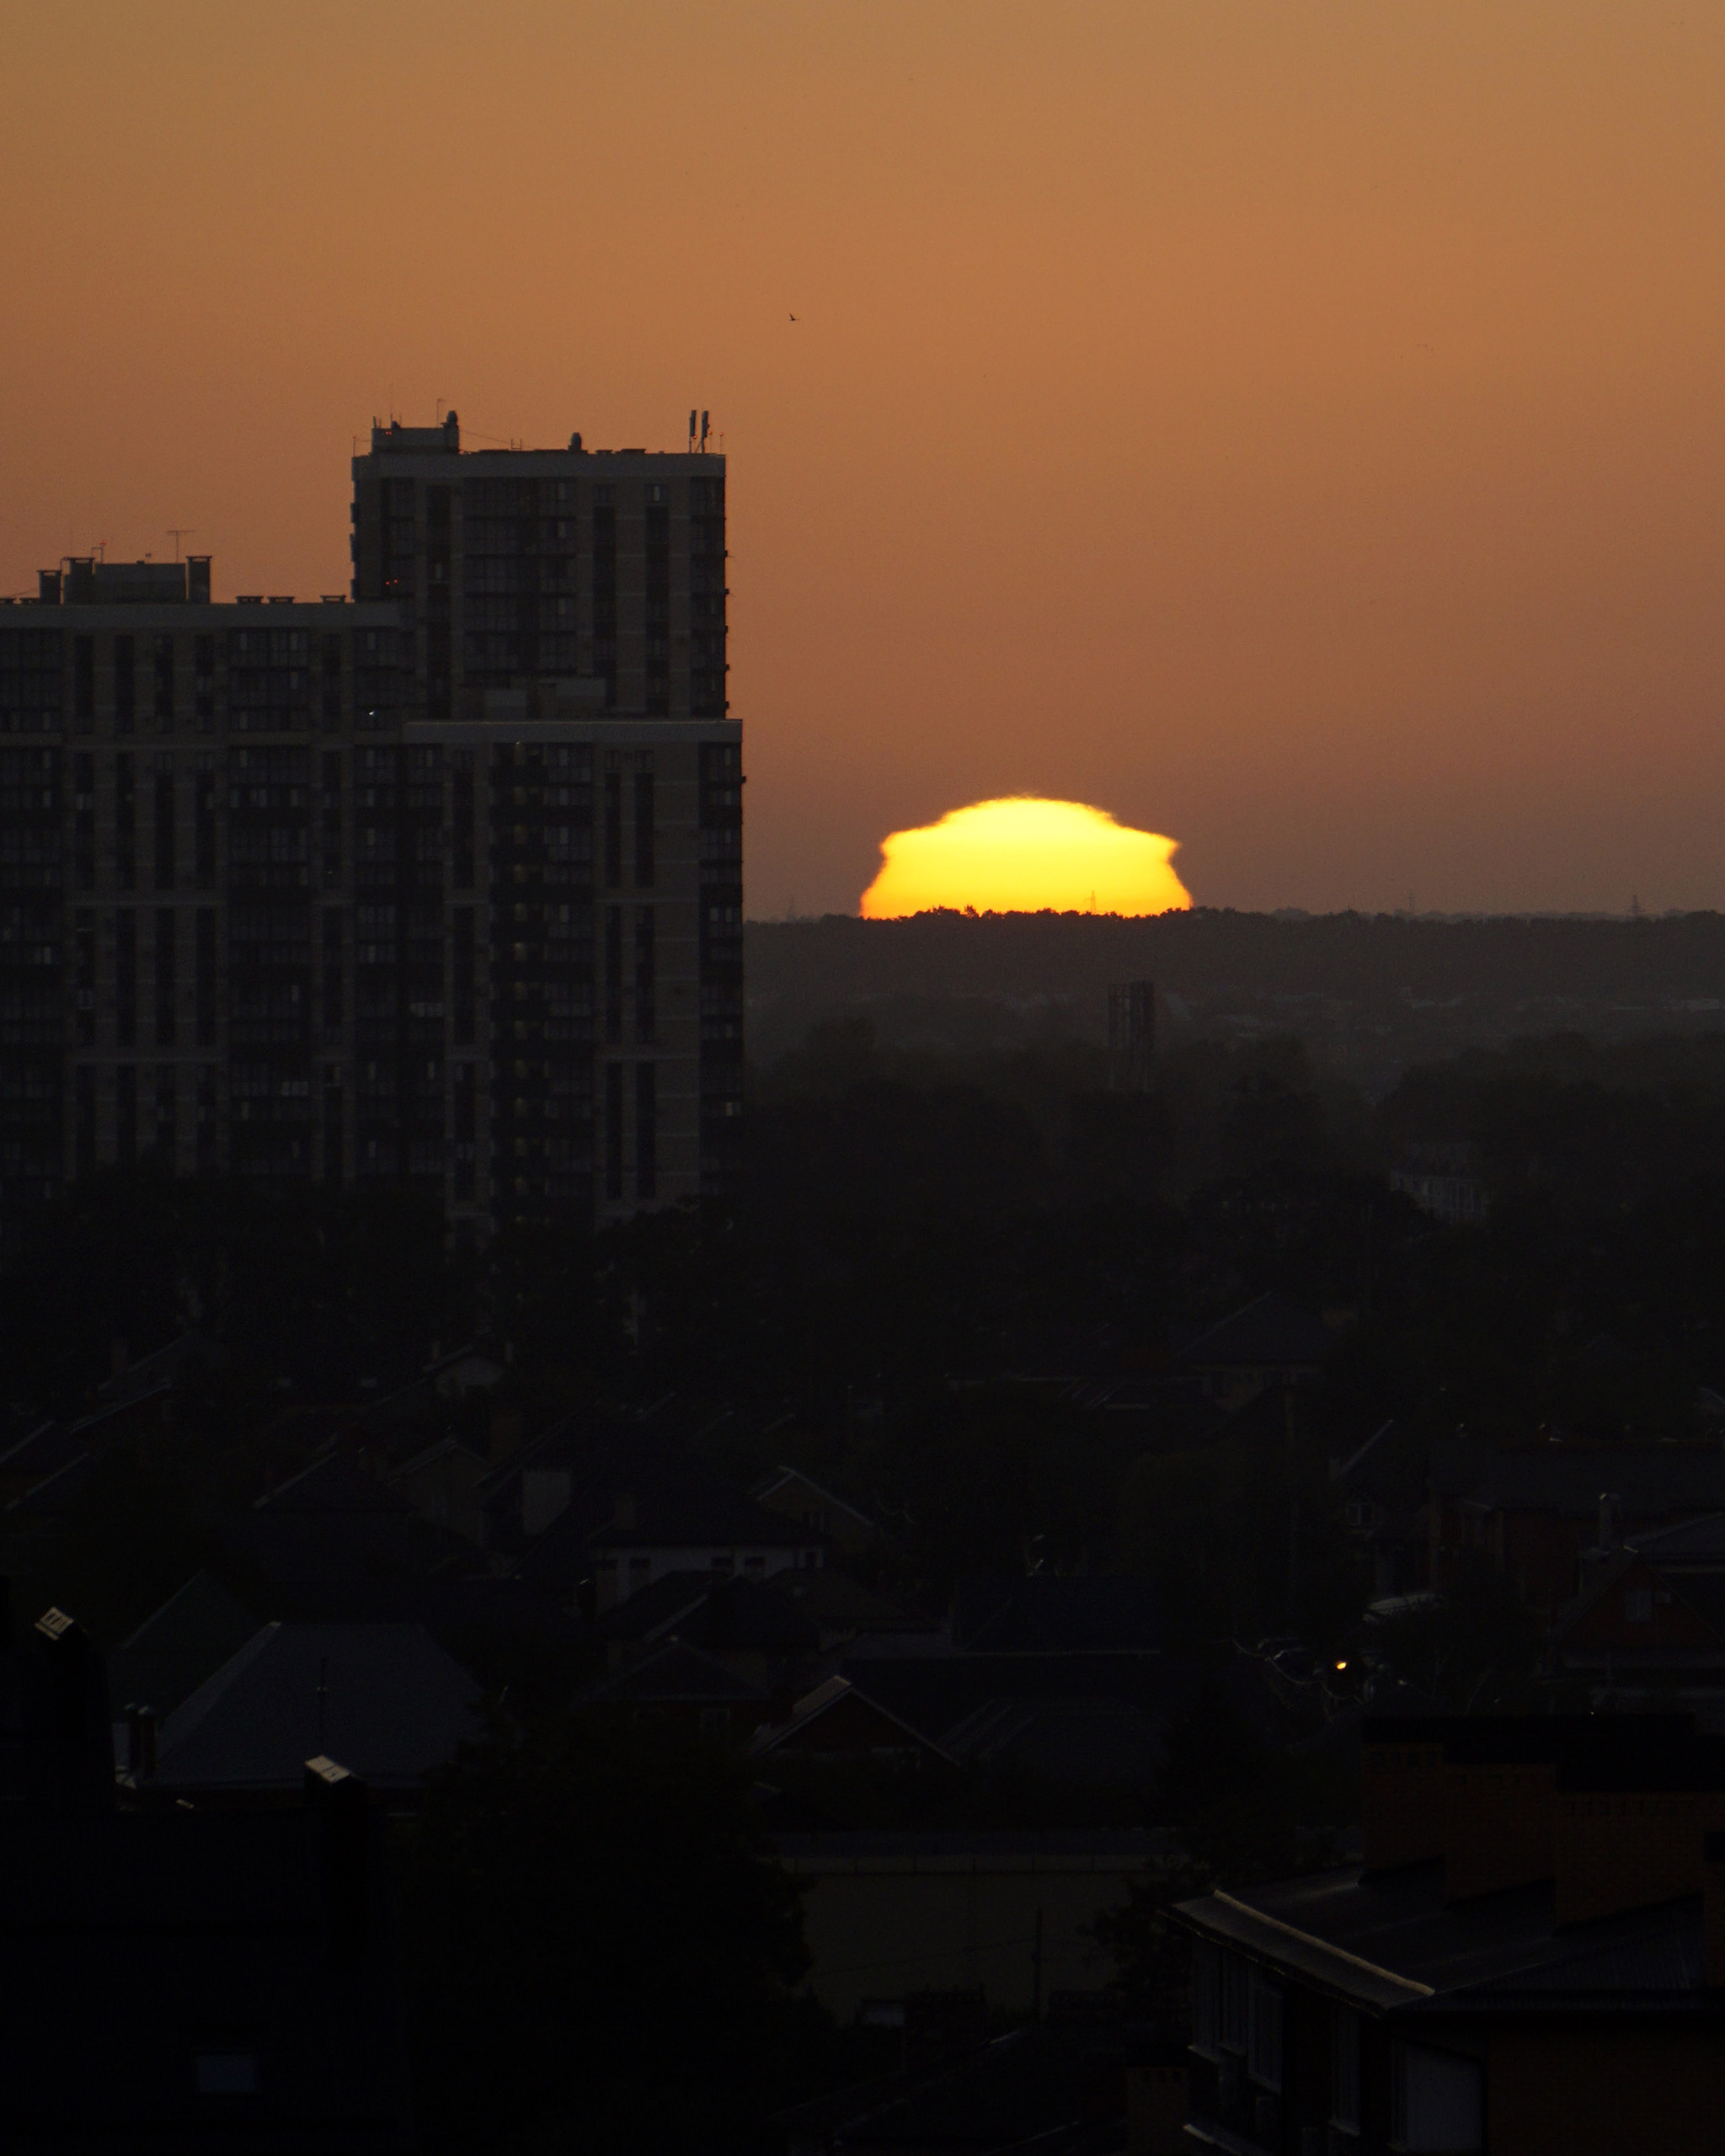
top-left (688, 408), bottom-right (697, 449)
top-left (168, 528), bottom-right (195, 563)
top-left (700, 409), bottom-right (710, 452)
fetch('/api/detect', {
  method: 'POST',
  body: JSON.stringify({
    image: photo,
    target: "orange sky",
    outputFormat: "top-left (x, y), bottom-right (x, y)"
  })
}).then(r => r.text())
top-left (6, 2), bottom-right (1725, 916)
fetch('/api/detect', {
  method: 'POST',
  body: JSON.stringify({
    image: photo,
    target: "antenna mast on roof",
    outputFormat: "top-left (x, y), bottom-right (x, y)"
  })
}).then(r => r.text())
top-left (168, 529), bottom-right (195, 563)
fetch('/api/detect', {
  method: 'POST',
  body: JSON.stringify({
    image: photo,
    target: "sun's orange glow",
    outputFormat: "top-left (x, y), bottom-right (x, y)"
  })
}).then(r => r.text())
top-left (859, 798), bottom-right (1192, 918)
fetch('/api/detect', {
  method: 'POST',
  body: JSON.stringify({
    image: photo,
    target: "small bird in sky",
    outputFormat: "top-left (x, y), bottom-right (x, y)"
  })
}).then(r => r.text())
top-left (789, 312), bottom-right (798, 322)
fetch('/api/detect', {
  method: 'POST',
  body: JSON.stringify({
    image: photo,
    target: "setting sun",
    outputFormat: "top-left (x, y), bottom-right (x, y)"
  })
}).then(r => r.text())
top-left (859, 798), bottom-right (1193, 919)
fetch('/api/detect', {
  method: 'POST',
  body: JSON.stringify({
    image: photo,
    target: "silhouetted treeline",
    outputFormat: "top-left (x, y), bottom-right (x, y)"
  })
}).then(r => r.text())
top-left (751, 908), bottom-right (1725, 1015)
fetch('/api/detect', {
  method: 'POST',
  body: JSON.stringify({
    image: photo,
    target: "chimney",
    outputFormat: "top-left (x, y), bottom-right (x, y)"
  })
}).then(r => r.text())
top-left (304, 1756), bottom-right (370, 1970)
top-left (37, 568), bottom-right (61, 605)
top-left (1553, 1721), bottom-right (1725, 1924)
top-left (1706, 1833), bottom-right (1725, 1988)
top-left (27, 1608), bottom-right (115, 1816)
top-left (1361, 1724), bottom-right (1450, 1870)
top-left (124, 1702), bottom-right (158, 1780)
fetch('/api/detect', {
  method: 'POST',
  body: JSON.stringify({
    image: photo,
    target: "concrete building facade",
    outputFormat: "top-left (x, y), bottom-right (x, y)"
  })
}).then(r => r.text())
top-left (0, 414), bottom-right (740, 1234)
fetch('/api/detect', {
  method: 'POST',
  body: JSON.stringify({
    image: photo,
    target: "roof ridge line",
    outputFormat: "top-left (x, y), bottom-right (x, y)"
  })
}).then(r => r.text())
top-left (1209, 1891), bottom-right (1435, 2000)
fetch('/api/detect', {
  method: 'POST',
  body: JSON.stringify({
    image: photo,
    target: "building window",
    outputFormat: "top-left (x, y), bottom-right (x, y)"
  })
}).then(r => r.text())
top-left (1391, 2044), bottom-right (1482, 2153)
top-left (635, 1061), bottom-right (656, 1198)
top-left (1191, 1943), bottom-right (1220, 2060)
top-left (1246, 1972), bottom-right (1283, 2093)
top-left (633, 909), bottom-right (655, 1043)
top-left (1331, 2005), bottom-right (1361, 2134)
top-left (114, 633), bottom-right (136, 734)
top-left (1219, 1952), bottom-right (1247, 2054)
top-left (115, 1064), bottom-right (137, 1166)
top-left (195, 2054), bottom-right (259, 2097)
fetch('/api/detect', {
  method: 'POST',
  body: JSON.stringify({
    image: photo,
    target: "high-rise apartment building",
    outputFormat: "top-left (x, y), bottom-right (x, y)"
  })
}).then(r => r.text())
top-left (0, 414), bottom-right (741, 1236)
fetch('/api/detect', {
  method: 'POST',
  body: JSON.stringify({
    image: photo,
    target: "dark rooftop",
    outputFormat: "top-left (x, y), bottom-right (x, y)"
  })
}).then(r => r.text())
top-left (108, 1571), bottom-right (260, 1720)
top-left (951, 1576), bottom-right (1160, 1655)
top-left (152, 1622), bottom-right (480, 1795)
top-left (1177, 1292), bottom-right (1338, 1370)
top-left (1178, 1862), bottom-right (1708, 2016)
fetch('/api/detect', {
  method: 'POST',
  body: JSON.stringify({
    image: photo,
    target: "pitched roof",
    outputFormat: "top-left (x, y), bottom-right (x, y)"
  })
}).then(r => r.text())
top-left (750, 1673), bottom-right (954, 1763)
top-left (770, 1567), bottom-right (933, 1636)
top-left (951, 1575), bottom-right (1160, 1654)
top-left (585, 1639), bottom-right (769, 1705)
top-left (1439, 1443), bottom-right (1725, 1522)
top-left (751, 1465), bottom-right (880, 1531)
top-left (260, 1451), bottom-right (411, 1516)
top-left (74, 1329), bottom-right (229, 1431)
top-left (0, 1421), bottom-right (83, 1481)
top-left (596, 1573), bottom-right (820, 1653)
top-left (1176, 1862), bottom-right (1706, 2015)
top-left (940, 1697), bottom-right (1163, 1786)
top-left (586, 1474), bottom-right (826, 1550)
top-left (1626, 1512), bottom-right (1725, 1561)
top-left (152, 1622), bottom-right (480, 1793)
top-left (1177, 1292), bottom-right (1337, 1370)
top-left (593, 1570), bottom-right (715, 1642)
top-left (836, 1652), bottom-right (1195, 1752)
top-left (6, 1448), bottom-right (94, 1515)
top-left (108, 1571), bottom-right (260, 1719)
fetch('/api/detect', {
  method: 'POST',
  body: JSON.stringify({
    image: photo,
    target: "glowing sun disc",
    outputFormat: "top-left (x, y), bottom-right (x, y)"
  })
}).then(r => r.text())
top-left (860, 796), bottom-right (1192, 919)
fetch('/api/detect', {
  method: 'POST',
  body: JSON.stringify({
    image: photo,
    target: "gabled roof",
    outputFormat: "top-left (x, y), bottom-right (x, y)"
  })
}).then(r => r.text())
top-left (0, 1421), bottom-right (81, 1481)
top-left (1332, 1418), bottom-right (1432, 1513)
top-left (1439, 1443), bottom-right (1725, 1523)
top-left (940, 1696), bottom-right (1163, 1787)
top-left (951, 1575), bottom-right (1160, 1654)
top-left (585, 1639), bottom-right (768, 1705)
top-left (751, 1465), bottom-right (879, 1532)
top-left (109, 1571), bottom-right (260, 1719)
top-left (596, 1573), bottom-right (820, 1653)
top-left (750, 1673), bottom-right (955, 1763)
top-left (771, 1567), bottom-right (933, 1636)
top-left (390, 1434), bottom-right (490, 1481)
top-left (587, 1474), bottom-right (825, 1551)
top-left (1626, 1512), bottom-right (1725, 1562)
top-left (76, 1328), bottom-right (229, 1427)
top-left (259, 1450), bottom-right (411, 1515)
top-left (1177, 1292), bottom-right (1337, 1370)
top-left (1176, 1863), bottom-right (1706, 2016)
top-left (836, 1651), bottom-right (1214, 1754)
top-left (6, 1448), bottom-right (93, 1515)
top-left (153, 1622), bottom-right (480, 1792)
top-left (594, 1569), bottom-right (715, 1643)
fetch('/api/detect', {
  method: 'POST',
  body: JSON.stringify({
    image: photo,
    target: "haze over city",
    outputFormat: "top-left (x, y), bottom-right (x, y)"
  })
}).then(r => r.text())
top-left (16, 8), bottom-right (1725, 2153)
top-left (8, 2), bottom-right (1725, 918)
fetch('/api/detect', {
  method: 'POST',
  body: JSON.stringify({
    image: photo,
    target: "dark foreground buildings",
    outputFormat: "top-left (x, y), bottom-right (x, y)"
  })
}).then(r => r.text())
top-left (0, 414), bottom-right (740, 1234)
top-left (1176, 1715), bottom-right (1725, 2155)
